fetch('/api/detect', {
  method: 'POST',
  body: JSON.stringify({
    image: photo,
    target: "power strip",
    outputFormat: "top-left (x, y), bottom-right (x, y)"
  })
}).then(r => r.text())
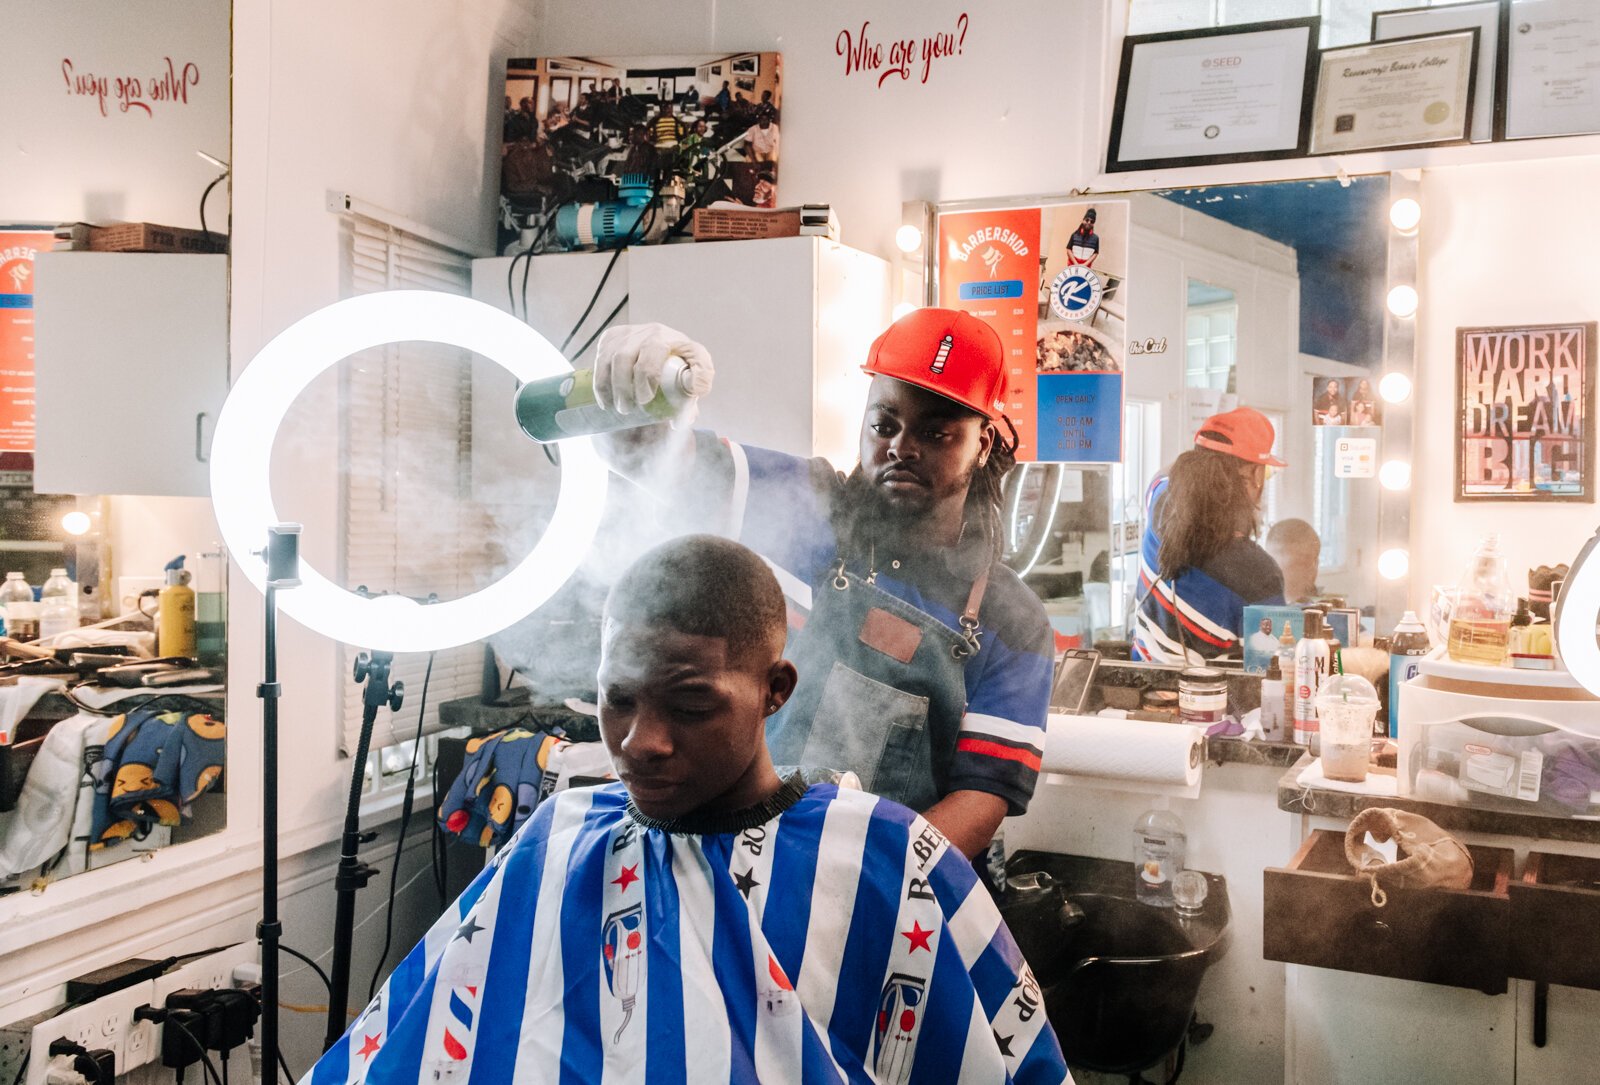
top-left (0, 943), bottom-right (259, 1085)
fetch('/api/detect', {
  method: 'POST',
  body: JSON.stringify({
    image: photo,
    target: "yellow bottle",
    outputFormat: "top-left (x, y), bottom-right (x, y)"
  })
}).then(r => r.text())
top-left (158, 556), bottom-right (197, 659)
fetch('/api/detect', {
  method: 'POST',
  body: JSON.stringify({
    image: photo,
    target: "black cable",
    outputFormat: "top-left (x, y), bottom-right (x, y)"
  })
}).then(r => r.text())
top-left (567, 295), bottom-right (629, 362)
top-left (366, 652), bottom-right (436, 1000)
top-left (559, 244), bottom-right (625, 352)
top-left (276, 1049), bottom-right (295, 1085)
top-left (220, 1052), bottom-right (229, 1085)
top-left (199, 173), bottom-right (226, 244)
top-left (430, 753), bottom-right (447, 910)
top-left (166, 1018), bottom-right (224, 1085)
top-left (278, 942), bottom-right (334, 997)
top-left (10, 1054), bottom-right (26, 1085)
top-left (505, 249), bottom-right (530, 320)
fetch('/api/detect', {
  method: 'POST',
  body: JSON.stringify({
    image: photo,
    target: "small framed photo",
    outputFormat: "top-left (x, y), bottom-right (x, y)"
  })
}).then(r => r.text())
top-left (1373, 0), bottom-right (1505, 143)
top-left (1105, 18), bottom-right (1319, 173)
top-left (1309, 30), bottom-right (1478, 155)
top-left (732, 55), bottom-right (759, 75)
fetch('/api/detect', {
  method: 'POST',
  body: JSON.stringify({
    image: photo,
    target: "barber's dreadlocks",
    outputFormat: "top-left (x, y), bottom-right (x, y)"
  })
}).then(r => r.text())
top-left (831, 413), bottom-right (1020, 564)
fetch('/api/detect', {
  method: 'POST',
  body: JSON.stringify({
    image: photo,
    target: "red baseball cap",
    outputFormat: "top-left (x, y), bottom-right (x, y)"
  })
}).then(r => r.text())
top-left (1194, 407), bottom-right (1287, 467)
top-left (861, 307), bottom-right (1006, 419)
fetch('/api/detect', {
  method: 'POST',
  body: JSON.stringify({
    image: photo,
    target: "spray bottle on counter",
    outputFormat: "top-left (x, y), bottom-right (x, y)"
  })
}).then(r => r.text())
top-left (1388, 611), bottom-right (1430, 740)
top-left (1278, 619), bottom-right (1297, 732)
top-left (1293, 609), bottom-right (1330, 752)
top-left (158, 555), bottom-right (197, 658)
top-left (1259, 654), bottom-right (1287, 742)
top-left (514, 356), bottom-right (709, 443)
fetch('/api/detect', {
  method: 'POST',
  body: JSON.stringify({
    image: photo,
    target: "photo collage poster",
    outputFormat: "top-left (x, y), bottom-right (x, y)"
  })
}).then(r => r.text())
top-left (1310, 375), bottom-right (1382, 427)
top-left (1456, 321), bottom-right (1597, 501)
top-left (500, 53), bottom-right (782, 254)
top-left (936, 201), bottom-right (1129, 463)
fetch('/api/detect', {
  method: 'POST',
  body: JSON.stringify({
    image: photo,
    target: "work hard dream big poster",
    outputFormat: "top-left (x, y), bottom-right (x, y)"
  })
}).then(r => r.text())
top-left (937, 201), bottom-right (1128, 463)
top-left (1456, 322), bottom-right (1597, 502)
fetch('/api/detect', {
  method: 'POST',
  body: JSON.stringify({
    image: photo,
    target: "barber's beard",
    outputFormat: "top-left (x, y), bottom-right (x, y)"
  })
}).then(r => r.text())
top-left (841, 462), bottom-right (977, 550)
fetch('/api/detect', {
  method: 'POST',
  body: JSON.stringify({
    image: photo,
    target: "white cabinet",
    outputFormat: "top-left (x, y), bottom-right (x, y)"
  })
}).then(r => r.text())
top-left (469, 238), bottom-right (891, 499)
top-left (33, 253), bottom-right (228, 496)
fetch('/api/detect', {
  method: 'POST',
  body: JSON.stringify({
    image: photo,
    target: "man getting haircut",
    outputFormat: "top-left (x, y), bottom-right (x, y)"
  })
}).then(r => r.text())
top-left (309, 535), bottom-right (1070, 1085)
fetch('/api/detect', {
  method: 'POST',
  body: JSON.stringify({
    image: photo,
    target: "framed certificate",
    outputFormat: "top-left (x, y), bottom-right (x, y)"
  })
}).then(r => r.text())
top-left (1374, 1), bottom-right (1505, 142)
top-left (1504, 0), bottom-right (1600, 139)
top-left (1105, 18), bottom-right (1320, 173)
top-left (1309, 30), bottom-right (1479, 155)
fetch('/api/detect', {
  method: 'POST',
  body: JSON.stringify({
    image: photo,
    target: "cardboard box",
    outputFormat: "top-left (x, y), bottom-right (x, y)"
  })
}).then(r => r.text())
top-left (87, 222), bottom-right (224, 255)
top-left (692, 207), bottom-right (803, 242)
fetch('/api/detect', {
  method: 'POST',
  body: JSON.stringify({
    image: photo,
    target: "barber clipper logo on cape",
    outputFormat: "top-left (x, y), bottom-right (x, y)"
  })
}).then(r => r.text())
top-left (603, 904), bottom-right (644, 1040)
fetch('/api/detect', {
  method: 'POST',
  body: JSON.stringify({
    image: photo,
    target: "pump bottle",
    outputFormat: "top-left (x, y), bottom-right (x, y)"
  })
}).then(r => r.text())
top-left (1293, 609), bottom-right (1330, 752)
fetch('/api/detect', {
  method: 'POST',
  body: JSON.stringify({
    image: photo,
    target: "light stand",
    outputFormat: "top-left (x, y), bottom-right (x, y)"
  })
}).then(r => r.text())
top-left (322, 651), bottom-right (403, 1050)
top-left (257, 523), bottom-right (302, 1082)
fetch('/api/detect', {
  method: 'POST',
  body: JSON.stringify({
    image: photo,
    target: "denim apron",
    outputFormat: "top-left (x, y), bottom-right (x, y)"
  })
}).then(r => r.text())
top-left (766, 557), bottom-right (988, 813)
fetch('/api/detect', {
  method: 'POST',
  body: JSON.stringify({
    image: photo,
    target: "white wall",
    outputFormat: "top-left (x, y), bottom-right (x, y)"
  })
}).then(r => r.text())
top-left (529, 0), bottom-right (1106, 262)
top-left (1411, 156), bottom-right (1600, 607)
top-left (0, 0), bottom-right (230, 227)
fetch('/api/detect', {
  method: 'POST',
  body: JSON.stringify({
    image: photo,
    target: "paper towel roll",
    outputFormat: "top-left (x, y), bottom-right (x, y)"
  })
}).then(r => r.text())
top-left (1041, 713), bottom-right (1204, 792)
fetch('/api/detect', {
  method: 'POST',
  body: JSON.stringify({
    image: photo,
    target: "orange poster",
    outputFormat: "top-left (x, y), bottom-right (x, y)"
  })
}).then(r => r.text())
top-left (0, 231), bottom-right (52, 454)
top-left (938, 208), bottom-right (1042, 459)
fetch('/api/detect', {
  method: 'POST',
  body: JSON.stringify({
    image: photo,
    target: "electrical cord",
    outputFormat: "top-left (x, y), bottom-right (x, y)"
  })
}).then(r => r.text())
top-left (166, 1017), bottom-right (224, 1085)
top-left (198, 173), bottom-right (227, 245)
top-left (276, 1050), bottom-right (295, 1085)
top-left (277, 865), bottom-right (434, 987)
top-left (567, 295), bottom-right (629, 362)
top-left (278, 942), bottom-right (334, 998)
top-left (366, 653), bottom-right (436, 1000)
top-left (430, 754), bottom-right (448, 911)
top-left (558, 245), bottom-right (624, 352)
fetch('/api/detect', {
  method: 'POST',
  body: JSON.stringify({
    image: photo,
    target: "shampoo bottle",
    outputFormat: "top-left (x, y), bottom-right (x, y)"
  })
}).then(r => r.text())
top-left (1134, 799), bottom-right (1187, 907)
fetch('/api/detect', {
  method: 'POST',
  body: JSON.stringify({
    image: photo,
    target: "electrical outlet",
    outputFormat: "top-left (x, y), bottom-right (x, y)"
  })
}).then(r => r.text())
top-left (149, 943), bottom-right (258, 1009)
top-left (26, 981), bottom-right (153, 1085)
top-left (116, 576), bottom-right (163, 617)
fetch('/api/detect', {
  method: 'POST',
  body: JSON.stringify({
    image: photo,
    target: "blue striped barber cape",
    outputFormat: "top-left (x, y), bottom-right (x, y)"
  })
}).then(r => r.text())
top-left (309, 781), bottom-right (1071, 1085)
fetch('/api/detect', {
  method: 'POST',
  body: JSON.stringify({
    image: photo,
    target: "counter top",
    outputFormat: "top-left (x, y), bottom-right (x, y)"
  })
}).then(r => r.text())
top-left (1276, 756), bottom-right (1600, 845)
top-left (1207, 735), bottom-right (1306, 769)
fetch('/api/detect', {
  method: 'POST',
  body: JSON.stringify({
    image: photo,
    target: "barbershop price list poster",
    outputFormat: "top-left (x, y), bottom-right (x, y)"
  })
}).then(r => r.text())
top-left (937, 201), bottom-right (1128, 463)
top-left (0, 232), bottom-right (49, 454)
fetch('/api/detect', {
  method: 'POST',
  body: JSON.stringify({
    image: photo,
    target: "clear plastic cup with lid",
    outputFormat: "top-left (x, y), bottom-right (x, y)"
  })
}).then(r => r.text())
top-left (1315, 673), bottom-right (1380, 782)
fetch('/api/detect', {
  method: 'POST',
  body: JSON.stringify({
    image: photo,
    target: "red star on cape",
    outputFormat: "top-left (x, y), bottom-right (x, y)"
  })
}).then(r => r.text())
top-left (357, 1033), bottom-right (382, 1061)
top-left (612, 864), bottom-right (640, 890)
top-left (901, 921), bottom-right (934, 953)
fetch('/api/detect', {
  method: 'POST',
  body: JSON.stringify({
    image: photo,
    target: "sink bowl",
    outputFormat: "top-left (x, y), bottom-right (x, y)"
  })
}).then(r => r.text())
top-left (1001, 851), bottom-right (1231, 1077)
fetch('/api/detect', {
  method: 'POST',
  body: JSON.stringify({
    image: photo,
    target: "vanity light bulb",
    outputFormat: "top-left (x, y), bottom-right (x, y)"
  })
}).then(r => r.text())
top-left (895, 225), bottom-right (923, 254)
top-left (1379, 460), bottom-right (1411, 490)
top-left (1379, 548), bottom-right (1410, 581)
top-left (1389, 198), bottom-right (1422, 234)
top-left (892, 301), bottom-right (917, 320)
top-left (61, 511), bottom-right (92, 536)
top-left (1379, 372), bottom-right (1412, 404)
top-left (1386, 285), bottom-right (1419, 319)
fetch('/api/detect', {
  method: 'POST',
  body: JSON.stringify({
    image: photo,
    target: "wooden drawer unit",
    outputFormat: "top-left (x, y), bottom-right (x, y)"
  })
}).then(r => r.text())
top-left (1509, 852), bottom-right (1600, 992)
top-left (1264, 829), bottom-right (1513, 993)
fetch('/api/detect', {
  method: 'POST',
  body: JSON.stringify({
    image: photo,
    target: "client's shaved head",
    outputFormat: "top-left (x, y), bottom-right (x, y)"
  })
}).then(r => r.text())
top-left (604, 534), bottom-right (787, 669)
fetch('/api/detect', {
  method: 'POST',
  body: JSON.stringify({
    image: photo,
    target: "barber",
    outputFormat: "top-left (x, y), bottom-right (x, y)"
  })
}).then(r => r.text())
top-left (590, 308), bottom-right (1054, 858)
top-left (1133, 407), bottom-right (1287, 663)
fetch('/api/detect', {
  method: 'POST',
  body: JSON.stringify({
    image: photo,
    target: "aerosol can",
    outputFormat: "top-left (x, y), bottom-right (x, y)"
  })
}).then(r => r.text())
top-left (515, 355), bottom-right (708, 442)
top-left (158, 555), bottom-right (197, 658)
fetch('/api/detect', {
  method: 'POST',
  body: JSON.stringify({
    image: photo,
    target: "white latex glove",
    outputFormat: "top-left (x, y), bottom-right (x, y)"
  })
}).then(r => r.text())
top-left (592, 323), bottom-right (715, 424)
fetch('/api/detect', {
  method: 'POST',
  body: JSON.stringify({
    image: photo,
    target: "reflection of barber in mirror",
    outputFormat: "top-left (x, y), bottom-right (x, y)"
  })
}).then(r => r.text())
top-left (1066, 206), bottom-right (1099, 267)
top-left (311, 535), bottom-right (1070, 1084)
top-left (1313, 377), bottom-right (1346, 425)
top-left (1133, 408), bottom-right (1288, 664)
top-left (590, 309), bottom-right (1054, 861)
top-left (1265, 518), bottom-right (1322, 604)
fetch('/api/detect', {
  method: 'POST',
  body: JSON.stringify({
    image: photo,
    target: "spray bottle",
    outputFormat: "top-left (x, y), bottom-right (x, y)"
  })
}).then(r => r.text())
top-left (158, 555), bottom-right (197, 659)
top-left (514, 356), bottom-right (709, 443)
top-left (1293, 609), bottom-right (1330, 752)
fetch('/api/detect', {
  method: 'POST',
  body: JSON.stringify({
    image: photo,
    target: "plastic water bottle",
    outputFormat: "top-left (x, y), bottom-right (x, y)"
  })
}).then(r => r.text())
top-left (514, 356), bottom-right (708, 443)
top-left (0, 572), bottom-right (37, 642)
top-left (39, 568), bottom-right (78, 642)
top-left (1133, 800), bottom-right (1187, 907)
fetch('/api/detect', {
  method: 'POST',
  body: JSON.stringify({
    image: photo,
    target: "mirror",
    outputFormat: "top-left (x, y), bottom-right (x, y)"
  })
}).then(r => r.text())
top-left (978, 174), bottom-right (1402, 659)
top-left (0, 4), bottom-right (232, 899)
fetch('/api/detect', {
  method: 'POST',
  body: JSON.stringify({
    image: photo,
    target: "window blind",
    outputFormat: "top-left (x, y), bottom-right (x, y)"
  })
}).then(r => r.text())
top-left (337, 212), bottom-right (487, 757)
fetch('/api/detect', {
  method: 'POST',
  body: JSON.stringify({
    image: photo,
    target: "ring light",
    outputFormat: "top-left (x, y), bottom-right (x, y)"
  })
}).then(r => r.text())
top-left (210, 290), bottom-right (608, 652)
top-left (1556, 530), bottom-right (1600, 697)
